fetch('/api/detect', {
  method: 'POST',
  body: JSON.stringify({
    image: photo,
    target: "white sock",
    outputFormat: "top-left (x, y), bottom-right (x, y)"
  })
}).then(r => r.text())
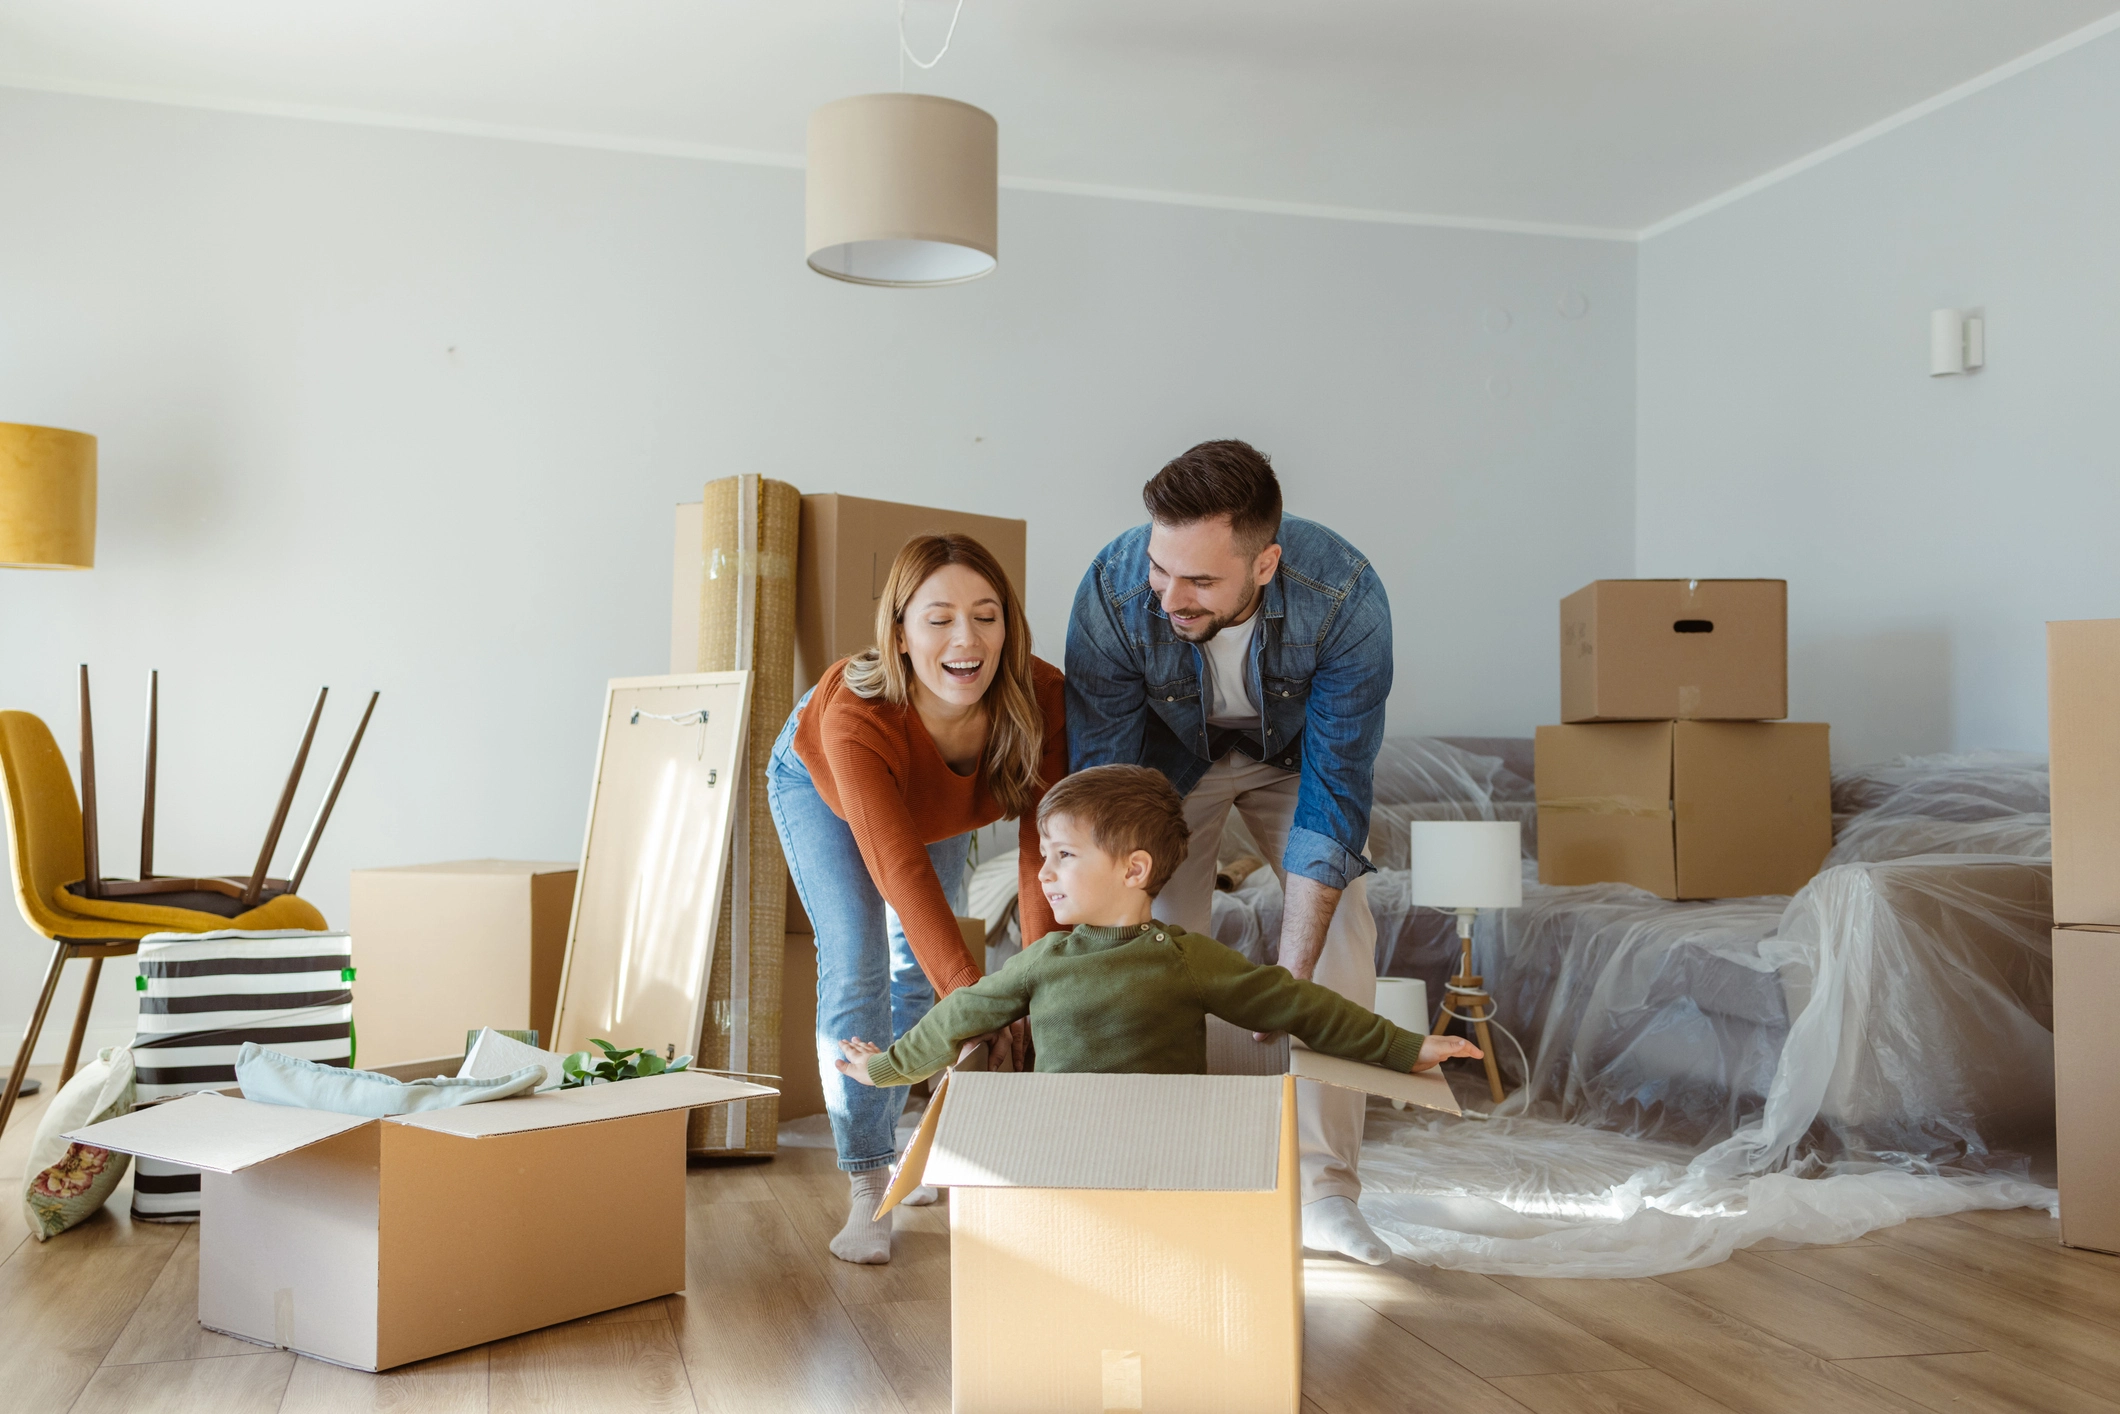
top-left (830, 1169), bottom-right (893, 1265)
top-left (1303, 1196), bottom-right (1390, 1266)
top-left (900, 1183), bottom-right (940, 1207)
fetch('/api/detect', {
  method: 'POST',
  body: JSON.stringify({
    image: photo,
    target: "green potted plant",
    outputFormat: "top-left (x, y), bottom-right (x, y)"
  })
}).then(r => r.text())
top-left (560, 1039), bottom-right (693, 1088)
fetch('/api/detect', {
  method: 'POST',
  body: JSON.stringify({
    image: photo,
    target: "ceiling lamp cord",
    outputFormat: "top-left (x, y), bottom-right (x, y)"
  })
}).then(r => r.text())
top-left (899, 0), bottom-right (967, 89)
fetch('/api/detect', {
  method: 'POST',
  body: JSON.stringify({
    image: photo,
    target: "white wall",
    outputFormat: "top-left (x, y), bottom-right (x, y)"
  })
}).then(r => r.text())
top-left (0, 87), bottom-right (1635, 1058)
top-left (1637, 29), bottom-right (2120, 766)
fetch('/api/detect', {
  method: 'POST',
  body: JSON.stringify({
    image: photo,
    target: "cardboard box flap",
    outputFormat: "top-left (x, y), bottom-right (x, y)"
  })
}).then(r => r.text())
top-left (921, 1072), bottom-right (1284, 1192)
top-left (385, 1069), bottom-right (775, 1138)
top-left (876, 1071), bottom-right (953, 1219)
top-left (1204, 1019), bottom-right (1460, 1115)
top-left (65, 1092), bottom-right (373, 1174)
top-left (1288, 1044), bottom-right (1461, 1116)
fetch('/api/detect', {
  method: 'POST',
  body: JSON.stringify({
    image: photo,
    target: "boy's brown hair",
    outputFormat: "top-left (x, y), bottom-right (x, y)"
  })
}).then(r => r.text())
top-left (1036, 765), bottom-right (1191, 893)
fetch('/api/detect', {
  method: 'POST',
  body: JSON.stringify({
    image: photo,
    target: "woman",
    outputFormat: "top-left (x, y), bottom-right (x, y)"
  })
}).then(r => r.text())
top-left (767, 532), bottom-right (1066, 1265)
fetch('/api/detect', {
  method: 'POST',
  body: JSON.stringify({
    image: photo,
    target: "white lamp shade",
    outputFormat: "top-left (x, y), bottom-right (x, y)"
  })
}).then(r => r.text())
top-left (1407, 821), bottom-right (1522, 911)
top-left (806, 93), bottom-right (997, 287)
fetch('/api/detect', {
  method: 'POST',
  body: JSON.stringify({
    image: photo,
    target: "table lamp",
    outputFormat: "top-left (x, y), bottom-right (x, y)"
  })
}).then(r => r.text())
top-left (1, 423), bottom-right (95, 1100)
top-left (1408, 819), bottom-right (1521, 1103)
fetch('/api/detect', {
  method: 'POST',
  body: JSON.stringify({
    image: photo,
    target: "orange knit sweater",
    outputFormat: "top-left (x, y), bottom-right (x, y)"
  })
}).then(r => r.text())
top-left (793, 657), bottom-right (1068, 996)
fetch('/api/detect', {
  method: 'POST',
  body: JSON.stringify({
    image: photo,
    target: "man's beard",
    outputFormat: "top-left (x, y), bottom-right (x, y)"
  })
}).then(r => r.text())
top-left (1167, 581), bottom-right (1262, 644)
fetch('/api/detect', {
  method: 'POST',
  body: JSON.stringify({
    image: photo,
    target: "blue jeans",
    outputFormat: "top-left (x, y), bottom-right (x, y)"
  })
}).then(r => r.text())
top-left (767, 697), bottom-right (971, 1173)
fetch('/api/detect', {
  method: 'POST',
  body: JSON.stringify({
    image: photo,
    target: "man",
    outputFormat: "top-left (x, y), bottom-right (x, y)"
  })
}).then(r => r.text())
top-left (1066, 438), bottom-right (1398, 1265)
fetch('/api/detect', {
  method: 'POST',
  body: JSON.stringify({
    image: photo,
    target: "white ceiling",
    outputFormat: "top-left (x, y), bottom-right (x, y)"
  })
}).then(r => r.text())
top-left (3, 1), bottom-right (2117, 236)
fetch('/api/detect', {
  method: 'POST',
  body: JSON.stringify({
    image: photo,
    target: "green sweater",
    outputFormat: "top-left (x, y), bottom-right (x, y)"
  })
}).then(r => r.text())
top-left (866, 919), bottom-right (1426, 1087)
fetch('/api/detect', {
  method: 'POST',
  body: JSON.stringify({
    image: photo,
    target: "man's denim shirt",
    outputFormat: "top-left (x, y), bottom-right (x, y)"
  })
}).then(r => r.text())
top-left (1064, 515), bottom-right (1393, 891)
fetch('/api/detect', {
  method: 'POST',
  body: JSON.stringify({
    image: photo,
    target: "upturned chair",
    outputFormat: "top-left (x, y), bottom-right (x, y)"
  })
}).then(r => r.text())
top-left (1, 670), bottom-right (374, 1136)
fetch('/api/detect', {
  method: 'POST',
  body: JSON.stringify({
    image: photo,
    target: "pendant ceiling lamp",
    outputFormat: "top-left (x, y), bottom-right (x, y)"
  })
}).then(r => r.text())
top-left (806, 1), bottom-right (996, 287)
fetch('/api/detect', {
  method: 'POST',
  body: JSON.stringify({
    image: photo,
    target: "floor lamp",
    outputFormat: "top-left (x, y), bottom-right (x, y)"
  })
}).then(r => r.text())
top-left (1408, 819), bottom-right (1522, 1104)
top-left (1, 421), bottom-right (98, 1101)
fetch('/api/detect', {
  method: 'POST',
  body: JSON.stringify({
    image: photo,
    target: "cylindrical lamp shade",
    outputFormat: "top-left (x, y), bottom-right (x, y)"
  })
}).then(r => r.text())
top-left (1407, 821), bottom-right (1523, 911)
top-left (806, 93), bottom-right (997, 287)
top-left (0, 423), bottom-right (96, 569)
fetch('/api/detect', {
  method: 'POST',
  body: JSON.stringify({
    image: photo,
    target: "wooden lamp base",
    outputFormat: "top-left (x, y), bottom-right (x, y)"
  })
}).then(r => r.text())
top-left (1430, 914), bottom-right (1507, 1104)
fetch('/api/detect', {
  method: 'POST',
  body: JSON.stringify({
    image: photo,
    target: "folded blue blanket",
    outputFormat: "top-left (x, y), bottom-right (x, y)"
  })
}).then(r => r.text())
top-left (235, 1042), bottom-right (544, 1117)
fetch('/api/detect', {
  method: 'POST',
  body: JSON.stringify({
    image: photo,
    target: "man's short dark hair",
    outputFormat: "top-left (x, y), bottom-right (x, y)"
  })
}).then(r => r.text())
top-left (1036, 765), bottom-right (1191, 894)
top-left (1142, 439), bottom-right (1283, 555)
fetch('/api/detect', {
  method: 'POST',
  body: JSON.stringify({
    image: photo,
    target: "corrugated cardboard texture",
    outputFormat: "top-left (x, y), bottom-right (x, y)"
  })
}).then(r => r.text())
top-left (70, 1093), bottom-right (371, 1173)
top-left (388, 1069), bottom-right (773, 1138)
top-left (1202, 1018), bottom-right (1462, 1115)
top-left (923, 1072), bottom-right (1283, 1192)
top-left (1205, 1017), bottom-right (1291, 1076)
top-left (2055, 927), bottom-right (2120, 1256)
top-left (349, 861), bottom-right (577, 1065)
top-left (1561, 579), bottom-right (1786, 723)
top-left (1672, 721), bottom-right (1832, 899)
top-left (1536, 722), bottom-right (1679, 896)
top-left (199, 1125), bottom-right (382, 1370)
top-left (949, 1075), bottom-right (1301, 1414)
top-left (1289, 1044), bottom-right (1461, 1116)
top-left (1537, 722), bottom-right (1830, 899)
top-left (2049, 620), bottom-right (2120, 927)
top-left (374, 1110), bottom-right (687, 1369)
top-left (793, 493), bottom-right (1027, 694)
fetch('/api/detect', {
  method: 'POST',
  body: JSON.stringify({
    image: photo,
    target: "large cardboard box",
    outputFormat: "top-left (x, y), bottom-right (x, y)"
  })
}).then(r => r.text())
top-left (2055, 926), bottom-right (2120, 1256)
top-left (2049, 620), bottom-right (2120, 927)
top-left (348, 861), bottom-right (577, 1066)
top-left (1536, 720), bottom-right (1831, 899)
top-left (1561, 579), bottom-right (1787, 722)
top-left (67, 1070), bottom-right (774, 1370)
top-left (777, 930), bottom-right (825, 1122)
top-left (672, 496), bottom-right (1028, 688)
top-left (883, 1033), bottom-right (1455, 1414)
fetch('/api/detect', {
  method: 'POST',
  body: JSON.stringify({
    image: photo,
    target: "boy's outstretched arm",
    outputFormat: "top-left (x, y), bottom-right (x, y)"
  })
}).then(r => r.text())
top-left (838, 968), bottom-right (1033, 1088)
top-left (1181, 935), bottom-right (1482, 1072)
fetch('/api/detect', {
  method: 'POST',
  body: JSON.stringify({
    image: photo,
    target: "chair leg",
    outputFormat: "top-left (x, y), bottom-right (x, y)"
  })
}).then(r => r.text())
top-left (0, 942), bottom-right (72, 1138)
top-left (58, 955), bottom-right (104, 1088)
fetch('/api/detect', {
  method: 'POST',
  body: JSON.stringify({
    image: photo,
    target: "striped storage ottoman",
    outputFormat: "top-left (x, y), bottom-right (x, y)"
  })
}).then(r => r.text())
top-left (129, 928), bottom-right (354, 1221)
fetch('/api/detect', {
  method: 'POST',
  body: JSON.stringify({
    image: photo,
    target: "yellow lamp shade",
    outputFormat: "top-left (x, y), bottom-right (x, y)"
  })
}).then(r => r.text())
top-left (806, 93), bottom-right (997, 287)
top-left (0, 423), bottom-right (96, 570)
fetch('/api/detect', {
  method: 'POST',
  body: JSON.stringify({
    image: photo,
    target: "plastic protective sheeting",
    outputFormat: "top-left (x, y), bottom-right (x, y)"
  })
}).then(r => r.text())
top-left (1352, 747), bottom-right (2060, 1277)
top-left (1367, 737), bottom-right (1536, 872)
top-left (1824, 812), bottom-right (2050, 867)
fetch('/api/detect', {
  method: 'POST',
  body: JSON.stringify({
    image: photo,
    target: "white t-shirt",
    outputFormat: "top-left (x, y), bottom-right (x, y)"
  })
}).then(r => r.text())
top-left (1201, 612), bottom-right (1260, 728)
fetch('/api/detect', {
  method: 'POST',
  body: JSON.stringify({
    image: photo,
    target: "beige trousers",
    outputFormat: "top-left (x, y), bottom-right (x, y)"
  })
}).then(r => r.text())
top-left (1156, 754), bottom-right (1376, 1204)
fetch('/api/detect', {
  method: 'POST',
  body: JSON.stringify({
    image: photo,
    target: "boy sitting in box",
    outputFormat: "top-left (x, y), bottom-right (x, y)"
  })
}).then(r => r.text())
top-left (837, 763), bottom-right (1479, 1262)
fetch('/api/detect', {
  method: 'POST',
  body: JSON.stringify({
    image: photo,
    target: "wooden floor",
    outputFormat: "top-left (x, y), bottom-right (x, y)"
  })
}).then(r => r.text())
top-left (5, 1067), bottom-right (2118, 1414)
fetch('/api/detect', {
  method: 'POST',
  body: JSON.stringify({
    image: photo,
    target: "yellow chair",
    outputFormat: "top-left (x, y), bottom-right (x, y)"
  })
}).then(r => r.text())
top-left (0, 710), bottom-right (326, 1137)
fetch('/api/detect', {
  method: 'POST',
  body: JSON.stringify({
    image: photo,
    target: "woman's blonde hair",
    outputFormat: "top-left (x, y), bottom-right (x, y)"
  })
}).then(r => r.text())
top-left (842, 533), bottom-right (1046, 817)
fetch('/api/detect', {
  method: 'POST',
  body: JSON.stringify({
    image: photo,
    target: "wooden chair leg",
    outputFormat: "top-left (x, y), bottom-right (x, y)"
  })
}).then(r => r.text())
top-left (0, 942), bottom-right (72, 1137)
top-left (58, 955), bottom-right (104, 1088)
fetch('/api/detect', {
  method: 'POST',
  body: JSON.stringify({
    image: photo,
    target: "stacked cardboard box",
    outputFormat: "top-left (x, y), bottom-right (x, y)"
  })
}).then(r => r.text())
top-left (2048, 618), bottom-right (2120, 1256)
top-left (1537, 580), bottom-right (1832, 900)
top-left (348, 862), bottom-right (577, 1067)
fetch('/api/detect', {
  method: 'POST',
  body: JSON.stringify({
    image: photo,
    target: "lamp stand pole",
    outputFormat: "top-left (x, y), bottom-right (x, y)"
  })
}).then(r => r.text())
top-left (1431, 907), bottom-right (1506, 1104)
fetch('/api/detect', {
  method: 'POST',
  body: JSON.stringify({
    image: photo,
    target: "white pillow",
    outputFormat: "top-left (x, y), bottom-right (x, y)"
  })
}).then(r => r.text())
top-left (23, 1047), bottom-right (136, 1241)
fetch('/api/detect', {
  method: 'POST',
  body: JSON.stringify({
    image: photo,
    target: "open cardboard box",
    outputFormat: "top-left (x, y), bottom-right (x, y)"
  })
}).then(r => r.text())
top-left (880, 1024), bottom-right (1457, 1414)
top-left (67, 1069), bottom-right (775, 1371)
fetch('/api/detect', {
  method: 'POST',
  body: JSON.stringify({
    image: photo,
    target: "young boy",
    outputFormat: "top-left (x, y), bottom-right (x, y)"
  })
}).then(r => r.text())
top-left (838, 764), bottom-right (1480, 1180)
